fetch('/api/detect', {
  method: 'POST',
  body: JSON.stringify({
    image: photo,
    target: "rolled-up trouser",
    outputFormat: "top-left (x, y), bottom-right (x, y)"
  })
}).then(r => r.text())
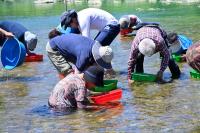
top-left (94, 22), bottom-right (120, 46)
top-left (46, 42), bottom-right (73, 75)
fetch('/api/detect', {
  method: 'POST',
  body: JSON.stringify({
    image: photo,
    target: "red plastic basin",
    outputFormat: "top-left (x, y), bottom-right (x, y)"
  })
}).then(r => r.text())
top-left (90, 89), bottom-right (122, 104)
top-left (120, 28), bottom-right (133, 35)
top-left (25, 54), bottom-right (43, 62)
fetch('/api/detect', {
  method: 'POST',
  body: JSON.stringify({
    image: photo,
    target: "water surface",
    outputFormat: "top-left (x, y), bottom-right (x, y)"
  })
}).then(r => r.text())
top-left (0, 0), bottom-right (200, 132)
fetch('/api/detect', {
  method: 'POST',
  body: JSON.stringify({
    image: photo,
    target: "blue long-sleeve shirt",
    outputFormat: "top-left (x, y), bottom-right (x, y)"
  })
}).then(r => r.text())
top-left (49, 34), bottom-right (95, 72)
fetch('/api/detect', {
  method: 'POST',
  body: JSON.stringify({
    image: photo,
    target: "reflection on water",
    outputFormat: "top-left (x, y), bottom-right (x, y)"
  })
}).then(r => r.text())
top-left (130, 83), bottom-right (174, 116)
top-left (29, 105), bottom-right (76, 116)
top-left (0, 0), bottom-right (200, 132)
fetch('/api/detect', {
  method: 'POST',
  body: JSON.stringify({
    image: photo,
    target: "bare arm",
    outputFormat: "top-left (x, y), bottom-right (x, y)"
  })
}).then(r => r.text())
top-left (0, 28), bottom-right (14, 38)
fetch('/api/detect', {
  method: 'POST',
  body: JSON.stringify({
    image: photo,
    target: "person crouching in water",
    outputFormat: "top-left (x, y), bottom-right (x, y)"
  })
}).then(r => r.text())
top-left (48, 65), bottom-right (104, 109)
top-left (128, 26), bottom-right (181, 84)
top-left (186, 41), bottom-right (200, 72)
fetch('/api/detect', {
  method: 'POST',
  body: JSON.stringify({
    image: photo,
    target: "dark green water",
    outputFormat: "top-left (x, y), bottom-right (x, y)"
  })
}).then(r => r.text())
top-left (0, 0), bottom-right (200, 132)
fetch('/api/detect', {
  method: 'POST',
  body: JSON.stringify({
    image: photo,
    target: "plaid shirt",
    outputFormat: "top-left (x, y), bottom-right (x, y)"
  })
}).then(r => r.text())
top-left (49, 74), bottom-right (88, 109)
top-left (127, 27), bottom-right (170, 79)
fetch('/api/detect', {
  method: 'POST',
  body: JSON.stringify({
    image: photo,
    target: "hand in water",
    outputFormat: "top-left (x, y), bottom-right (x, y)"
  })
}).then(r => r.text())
top-left (156, 71), bottom-right (173, 84)
top-left (105, 69), bottom-right (116, 75)
top-left (128, 79), bottom-right (134, 85)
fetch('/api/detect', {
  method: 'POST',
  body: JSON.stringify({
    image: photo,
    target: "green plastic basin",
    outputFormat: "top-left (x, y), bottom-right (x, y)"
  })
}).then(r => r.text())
top-left (131, 73), bottom-right (156, 82)
top-left (190, 69), bottom-right (200, 79)
top-left (172, 54), bottom-right (186, 62)
top-left (93, 80), bottom-right (118, 92)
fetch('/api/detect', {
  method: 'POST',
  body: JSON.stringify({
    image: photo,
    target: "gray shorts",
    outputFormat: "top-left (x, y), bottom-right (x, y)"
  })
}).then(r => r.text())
top-left (46, 42), bottom-right (73, 75)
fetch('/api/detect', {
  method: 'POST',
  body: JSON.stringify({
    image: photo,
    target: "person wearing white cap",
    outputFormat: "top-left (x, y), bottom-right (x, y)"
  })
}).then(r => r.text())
top-left (119, 15), bottom-right (142, 36)
top-left (59, 8), bottom-right (120, 46)
top-left (46, 33), bottom-right (113, 78)
top-left (128, 26), bottom-right (181, 84)
top-left (0, 21), bottom-right (37, 55)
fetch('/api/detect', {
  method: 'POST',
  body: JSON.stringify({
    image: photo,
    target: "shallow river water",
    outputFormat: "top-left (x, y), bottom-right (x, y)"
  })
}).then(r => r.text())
top-left (0, 0), bottom-right (200, 132)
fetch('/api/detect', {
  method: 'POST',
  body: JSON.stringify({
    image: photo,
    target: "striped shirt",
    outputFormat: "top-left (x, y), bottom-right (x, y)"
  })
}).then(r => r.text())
top-left (48, 74), bottom-right (89, 109)
top-left (127, 27), bottom-right (170, 79)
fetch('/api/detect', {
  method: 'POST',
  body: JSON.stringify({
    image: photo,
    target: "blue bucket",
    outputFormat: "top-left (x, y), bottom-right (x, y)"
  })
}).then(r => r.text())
top-left (1, 37), bottom-right (26, 70)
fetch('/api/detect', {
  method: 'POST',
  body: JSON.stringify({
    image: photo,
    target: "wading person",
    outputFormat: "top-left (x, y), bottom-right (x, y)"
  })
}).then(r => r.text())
top-left (127, 26), bottom-right (181, 84)
top-left (46, 33), bottom-right (113, 78)
top-left (48, 65), bottom-right (105, 109)
top-left (167, 32), bottom-right (193, 55)
top-left (56, 9), bottom-right (81, 35)
top-left (0, 21), bottom-right (38, 55)
top-left (119, 14), bottom-right (142, 36)
top-left (60, 8), bottom-right (120, 46)
top-left (186, 41), bottom-right (200, 72)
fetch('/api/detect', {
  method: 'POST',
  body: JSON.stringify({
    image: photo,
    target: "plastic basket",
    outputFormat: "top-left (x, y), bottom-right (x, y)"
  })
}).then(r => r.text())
top-left (1, 38), bottom-right (26, 70)
top-left (93, 80), bottom-right (118, 92)
top-left (190, 69), bottom-right (200, 79)
top-left (25, 54), bottom-right (43, 62)
top-left (172, 54), bottom-right (186, 62)
top-left (120, 28), bottom-right (133, 35)
top-left (90, 89), bottom-right (122, 104)
top-left (131, 73), bottom-right (156, 82)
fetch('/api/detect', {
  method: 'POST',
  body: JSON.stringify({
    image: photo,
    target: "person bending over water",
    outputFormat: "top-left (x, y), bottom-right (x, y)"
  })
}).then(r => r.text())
top-left (48, 65), bottom-right (104, 109)
top-left (127, 26), bottom-right (181, 84)
top-left (46, 33), bottom-right (113, 78)
top-left (0, 21), bottom-right (37, 55)
top-left (186, 41), bottom-right (200, 72)
top-left (59, 8), bottom-right (120, 46)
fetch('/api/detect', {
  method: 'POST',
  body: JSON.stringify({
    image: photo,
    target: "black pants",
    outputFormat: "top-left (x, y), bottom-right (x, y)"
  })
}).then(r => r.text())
top-left (135, 54), bottom-right (181, 79)
top-left (94, 23), bottom-right (120, 46)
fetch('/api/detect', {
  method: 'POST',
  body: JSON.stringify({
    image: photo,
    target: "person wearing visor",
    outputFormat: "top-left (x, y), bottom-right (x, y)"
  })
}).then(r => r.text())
top-left (48, 65), bottom-right (105, 109)
top-left (59, 8), bottom-right (120, 46)
top-left (127, 26), bottom-right (180, 84)
top-left (56, 9), bottom-right (81, 35)
top-left (46, 33), bottom-right (113, 78)
top-left (0, 21), bottom-right (37, 55)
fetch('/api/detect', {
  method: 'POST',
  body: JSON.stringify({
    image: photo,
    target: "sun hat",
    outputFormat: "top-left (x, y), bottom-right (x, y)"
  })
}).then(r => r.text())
top-left (83, 65), bottom-right (104, 86)
top-left (24, 31), bottom-right (37, 51)
top-left (92, 41), bottom-right (113, 69)
top-left (138, 38), bottom-right (156, 57)
top-left (119, 15), bottom-right (130, 29)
